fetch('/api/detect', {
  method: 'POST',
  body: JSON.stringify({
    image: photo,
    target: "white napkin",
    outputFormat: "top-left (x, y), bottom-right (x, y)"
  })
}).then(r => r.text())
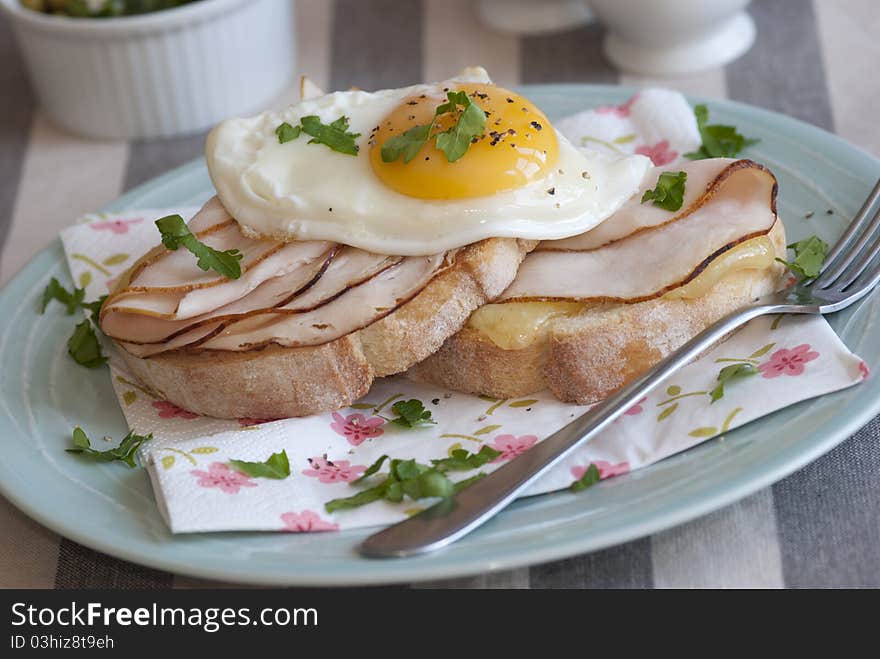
top-left (556, 87), bottom-right (702, 166)
top-left (57, 90), bottom-right (867, 534)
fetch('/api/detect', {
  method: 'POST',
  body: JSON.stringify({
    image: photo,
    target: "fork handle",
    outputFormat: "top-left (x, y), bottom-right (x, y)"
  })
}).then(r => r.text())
top-left (359, 302), bottom-right (785, 558)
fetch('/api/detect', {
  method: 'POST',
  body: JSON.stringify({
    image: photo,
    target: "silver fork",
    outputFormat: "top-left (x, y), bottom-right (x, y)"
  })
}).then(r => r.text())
top-left (359, 179), bottom-right (880, 559)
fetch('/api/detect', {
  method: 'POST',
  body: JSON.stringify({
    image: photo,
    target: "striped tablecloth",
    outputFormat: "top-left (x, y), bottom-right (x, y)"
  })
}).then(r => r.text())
top-left (1, 0), bottom-right (878, 589)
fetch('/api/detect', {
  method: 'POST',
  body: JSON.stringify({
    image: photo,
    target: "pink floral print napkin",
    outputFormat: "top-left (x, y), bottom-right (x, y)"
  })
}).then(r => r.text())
top-left (57, 90), bottom-right (867, 534)
top-left (555, 88), bottom-right (702, 166)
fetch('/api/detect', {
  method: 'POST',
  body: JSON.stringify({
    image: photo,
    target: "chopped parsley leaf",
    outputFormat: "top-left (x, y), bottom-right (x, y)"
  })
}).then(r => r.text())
top-left (684, 104), bottom-right (759, 160)
top-left (67, 320), bottom-right (106, 368)
top-left (434, 98), bottom-right (487, 162)
top-left (300, 115), bottom-right (361, 156)
top-left (324, 446), bottom-right (496, 513)
top-left (380, 123), bottom-right (433, 164)
top-left (775, 235), bottom-right (829, 279)
top-left (274, 115), bottom-right (360, 155)
top-left (228, 450), bottom-right (291, 479)
top-left (40, 279), bottom-right (108, 368)
top-left (82, 295), bottom-right (108, 326)
top-left (641, 171), bottom-right (687, 211)
top-left (40, 277), bottom-right (85, 315)
top-left (381, 90), bottom-right (487, 164)
top-left (155, 214), bottom-right (243, 280)
top-left (67, 427), bottom-right (152, 468)
top-left (389, 399), bottom-right (436, 428)
top-left (275, 121), bottom-right (301, 144)
top-left (570, 463), bottom-right (601, 492)
top-left (352, 454), bottom-right (390, 484)
top-left (430, 445), bottom-right (500, 471)
top-left (709, 363), bottom-right (758, 403)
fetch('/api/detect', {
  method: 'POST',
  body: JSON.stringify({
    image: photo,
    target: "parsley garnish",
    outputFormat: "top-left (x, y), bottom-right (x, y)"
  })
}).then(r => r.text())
top-left (430, 445), bottom-right (500, 471)
top-left (325, 459), bottom-right (453, 512)
top-left (68, 320), bottom-right (106, 368)
top-left (326, 484), bottom-right (387, 512)
top-left (433, 91), bottom-right (487, 162)
top-left (352, 454), bottom-right (390, 484)
top-left (300, 115), bottom-right (361, 155)
top-left (381, 90), bottom-right (487, 164)
top-left (40, 277), bottom-right (85, 315)
top-left (684, 104), bottom-right (759, 160)
top-left (709, 363), bottom-right (758, 403)
top-left (155, 214), bottom-right (243, 280)
top-left (83, 295), bottom-right (108, 326)
top-left (228, 450), bottom-right (291, 479)
top-left (570, 463), bottom-right (601, 492)
top-left (775, 235), bottom-right (829, 279)
top-left (388, 399), bottom-right (436, 428)
top-left (380, 124), bottom-right (432, 164)
top-left (40, 279), bottom-right (107, 367)
top-left (324, 446), bottom-right (498, 513)
top-left (274, 115), bottom-right (360, 155)
top-left (40, 279), bottom-right (105, 321)
top-left (641, 171), bottom-right (687, 211)
top-left (394, 466), bottom-right (456, 501)
top-left (67, 427), bottom-right (152, 468)
top-left (275, 121), bottom-right (301, 144)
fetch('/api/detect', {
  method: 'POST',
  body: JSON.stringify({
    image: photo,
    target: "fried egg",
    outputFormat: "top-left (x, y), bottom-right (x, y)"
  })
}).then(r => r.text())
top-left (206, 67), bottom-right (650, 255)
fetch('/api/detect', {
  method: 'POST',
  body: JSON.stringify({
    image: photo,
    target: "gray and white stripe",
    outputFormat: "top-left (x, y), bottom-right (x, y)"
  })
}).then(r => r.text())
top-left (1, 0), bottom-right (877, 589)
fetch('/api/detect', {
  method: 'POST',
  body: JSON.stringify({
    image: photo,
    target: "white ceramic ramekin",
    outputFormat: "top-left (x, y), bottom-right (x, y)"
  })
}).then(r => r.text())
top-left (1, 0), bottom-right (295, 139)
top-left (587, 0), bottom-right (754, 76)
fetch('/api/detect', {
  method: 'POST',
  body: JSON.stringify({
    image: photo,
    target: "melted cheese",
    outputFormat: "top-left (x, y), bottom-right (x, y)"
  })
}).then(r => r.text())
top-left (468, 237), bottom-right (775, 349)
top-left (468, 301), bottom-right (586, 350)
top-left (663, 235), bottom-right (775, 300)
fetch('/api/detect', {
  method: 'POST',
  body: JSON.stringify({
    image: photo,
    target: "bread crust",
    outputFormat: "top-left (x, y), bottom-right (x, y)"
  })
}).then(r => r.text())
top-left (408, 222), bottom-right (786, 404)
top-left (114, 237), bottom-right (535, 418)
top-left (120, 336), bottom-right (372, 419)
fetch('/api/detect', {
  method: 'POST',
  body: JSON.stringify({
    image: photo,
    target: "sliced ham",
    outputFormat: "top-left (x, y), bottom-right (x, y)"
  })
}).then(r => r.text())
top-left (501, 159), bottom-right (777, 303)
top-left (107, 248), bottom-right (402, 346)
top-left (109, 197), bottom-right (296, 295)
top-left (187, 196), bottom-right (235, 233)
top-left (119, 322), bottom-right (225, 358)
top-left (542, 158), bottom-right (743, 251)
top-left (102, 197), bottom-right (448, 357)
top-left (122, 223), bottom-right (282, 291)
top-left (272, 247), bottom-right (402, 313)
top-left (199, 253), bottom-right (446, 351)
top-left (104, 241), bottom-right (334, 322)
top-left (102, 248), bottom-right (335, 344)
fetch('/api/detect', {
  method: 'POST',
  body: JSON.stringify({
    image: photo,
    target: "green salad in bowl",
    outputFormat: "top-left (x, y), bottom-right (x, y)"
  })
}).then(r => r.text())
top-left (20, 0), bottom-right (199, 17)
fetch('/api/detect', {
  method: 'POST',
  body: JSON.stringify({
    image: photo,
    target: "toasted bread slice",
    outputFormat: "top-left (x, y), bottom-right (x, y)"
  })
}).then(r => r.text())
top-left (408, 217), bottom-right (786, 404)
top-left (115, 236), bottom-right (535, 419)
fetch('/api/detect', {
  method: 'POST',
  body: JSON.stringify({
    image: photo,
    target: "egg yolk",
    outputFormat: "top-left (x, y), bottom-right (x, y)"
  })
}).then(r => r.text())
top-left (369, 83), bottom-right (559, 199)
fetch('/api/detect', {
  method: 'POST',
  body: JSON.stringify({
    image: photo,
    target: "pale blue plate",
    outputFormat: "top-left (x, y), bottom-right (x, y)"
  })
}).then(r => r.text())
top-left (1, 85), bottom-right (879, 586)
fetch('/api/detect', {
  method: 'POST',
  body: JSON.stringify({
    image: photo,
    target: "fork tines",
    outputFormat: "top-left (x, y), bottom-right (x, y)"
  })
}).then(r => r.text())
top-left (813, 178), bottom-right (880, 294)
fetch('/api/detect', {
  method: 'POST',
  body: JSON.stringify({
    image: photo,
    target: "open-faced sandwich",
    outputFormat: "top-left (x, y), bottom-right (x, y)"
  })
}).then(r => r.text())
top-left (409, 158), bottom-right (786, 403)
top-left (97, 68), bottom-right (651, 418)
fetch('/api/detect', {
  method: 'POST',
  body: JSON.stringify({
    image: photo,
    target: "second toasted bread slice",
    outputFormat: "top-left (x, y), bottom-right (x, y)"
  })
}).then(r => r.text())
top-left (409, 159), bottom-right (786, 404)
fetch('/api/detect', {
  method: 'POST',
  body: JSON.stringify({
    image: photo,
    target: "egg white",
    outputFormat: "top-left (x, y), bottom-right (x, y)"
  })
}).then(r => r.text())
top-left (206, 68), bottom-right (650, 256)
